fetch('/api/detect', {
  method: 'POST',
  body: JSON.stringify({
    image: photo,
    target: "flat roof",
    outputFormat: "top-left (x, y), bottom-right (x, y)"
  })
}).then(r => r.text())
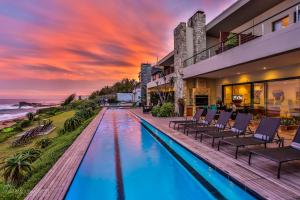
top-left (206, 0), bottom-right (284, 37)
top-left (157, 51), bottom-right (174, 66)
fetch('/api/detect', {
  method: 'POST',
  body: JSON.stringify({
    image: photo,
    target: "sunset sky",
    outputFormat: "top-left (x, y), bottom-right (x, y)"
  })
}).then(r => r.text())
top-left (0, 0), bottom-right (236, 100)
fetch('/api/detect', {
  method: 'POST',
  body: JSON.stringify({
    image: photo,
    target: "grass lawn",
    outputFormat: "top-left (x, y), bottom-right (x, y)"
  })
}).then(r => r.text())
top-left (0, 108), bottom-right (99, 200)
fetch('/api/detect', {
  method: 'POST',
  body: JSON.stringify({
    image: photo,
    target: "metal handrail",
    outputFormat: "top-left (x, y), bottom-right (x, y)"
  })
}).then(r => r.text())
top-left (183, 2), bottom-right (300, 67)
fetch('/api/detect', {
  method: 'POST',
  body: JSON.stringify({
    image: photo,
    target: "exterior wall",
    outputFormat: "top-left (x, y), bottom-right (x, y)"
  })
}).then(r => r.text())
top-left (215, 65), bottom-right (300, 98)
top-left (174, 22), bottom-right (187, 111)
top-left (140, 63), bottom-right (151, 105)
top-left (231, 0), bottom-right (300, 36)
top-left (188, 11), bottom-right (207, 63)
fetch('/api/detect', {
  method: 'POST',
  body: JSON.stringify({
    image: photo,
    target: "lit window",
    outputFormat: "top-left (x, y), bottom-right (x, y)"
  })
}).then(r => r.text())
top-left (272, 16), bottom-right (289, 32)
top-left (294, 10), bottom-right (300, 23)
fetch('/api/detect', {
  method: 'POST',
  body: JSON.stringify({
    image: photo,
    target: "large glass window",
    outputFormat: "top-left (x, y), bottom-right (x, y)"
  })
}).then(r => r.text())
top-left (267, 79), bottom-right (300, 121)
top-left (232, 84), bottom-right (251, 107)
top-left (272, 16), bottom-right (289, 32)
top-left (224, 86), bottom-right (232, 107)
top-left (253, 83), bottom-right (265, 115)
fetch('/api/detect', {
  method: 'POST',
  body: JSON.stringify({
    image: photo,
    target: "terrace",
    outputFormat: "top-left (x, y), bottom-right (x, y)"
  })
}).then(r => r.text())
top-left (132, 109), bottom-right (300, 199)
top-left (183, 1), bottom-right (300, 72)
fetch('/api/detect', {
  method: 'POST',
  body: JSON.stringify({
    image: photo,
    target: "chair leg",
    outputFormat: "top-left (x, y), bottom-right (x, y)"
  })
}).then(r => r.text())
top-left (235, 146), bottom-right (239, 159)
top-left (248, 152), bottom-right (252, 165)
top-left (200, 133), bottom-right (203, 142)
top-left (217, 140), bottom-right (221, 151)
top-left (195, 132), bottom-right (198, 140)
top-left (264, 142), bottom-right (267, 148)
top-left (277, 162), bottom-right (282, 179)
top-left (212, 137), bottom-right (215, 147)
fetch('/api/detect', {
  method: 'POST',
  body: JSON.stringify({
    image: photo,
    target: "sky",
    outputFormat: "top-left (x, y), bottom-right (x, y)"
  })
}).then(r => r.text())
top-left (0, 0), bottom-right (236, 100)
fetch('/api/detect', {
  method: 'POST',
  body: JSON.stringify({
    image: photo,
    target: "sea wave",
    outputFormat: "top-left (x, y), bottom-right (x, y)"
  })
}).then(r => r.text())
top-left (0, 112), bottom-right (28, 122)
top-left (0, 104), bottom-right (33, 110)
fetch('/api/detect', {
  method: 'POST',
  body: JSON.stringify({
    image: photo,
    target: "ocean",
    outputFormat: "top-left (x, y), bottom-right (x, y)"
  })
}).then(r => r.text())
top-left (0, 99), bottom-right (61, 122)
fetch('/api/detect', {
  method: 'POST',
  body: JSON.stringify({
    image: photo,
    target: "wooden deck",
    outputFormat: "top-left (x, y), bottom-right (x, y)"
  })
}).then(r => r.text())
top-left (25, 108), bottom-right (107, 200)
top-left (131, 109), bottom-right (300, 200)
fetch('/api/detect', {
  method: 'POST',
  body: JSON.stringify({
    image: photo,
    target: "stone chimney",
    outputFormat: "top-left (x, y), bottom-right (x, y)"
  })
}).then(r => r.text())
top-left (188, 10), bottom-right (206, 63)
top-left (173, 22), bottom-right (187, 112)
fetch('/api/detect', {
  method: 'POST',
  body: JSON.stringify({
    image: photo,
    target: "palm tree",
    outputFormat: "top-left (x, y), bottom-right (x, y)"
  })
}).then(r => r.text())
top-left (26, 112), bottom-right (34, 121)
top-left (1, 154), bottom-right (31, 186)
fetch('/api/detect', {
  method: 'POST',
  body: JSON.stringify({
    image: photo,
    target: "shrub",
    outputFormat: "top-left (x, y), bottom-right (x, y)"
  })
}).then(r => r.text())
top-left (75, 108), bottom-right (94, 121)
top-left (36, 138), bottom-right (52, 149)
top-left (159, 103), bottom-right (174, 117)
top-left (26, 112), bottom-right (34, 121)
top-left (63, 117), bottom-right (81, 132)
top-left (224, 32), bottom-right (238, 47)
top-left (19, 148), bottom-right (41, 163)
top-left (19, 120), bottom-right (32, 128)
top-left (1, 127), bottom-right (14, 133)
top-left (151, 105), bottom-right (160, 117)
top-left (1, 154), bottom-right (31, 186)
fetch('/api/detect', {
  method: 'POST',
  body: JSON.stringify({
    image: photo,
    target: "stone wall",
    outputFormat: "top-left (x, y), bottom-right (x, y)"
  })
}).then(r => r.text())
top-left (140, 63), bottom-right (151, 105)
top-left (188, 11), bottom-right (207, 64)
top-left (173, 22), bottom-right (187, 112)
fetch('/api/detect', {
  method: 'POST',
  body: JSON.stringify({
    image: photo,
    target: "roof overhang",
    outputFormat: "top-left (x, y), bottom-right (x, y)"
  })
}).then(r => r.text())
top-left (157, 51), bottom-right (174, 66)
top-left (206, 0), bottom-right (284, 37)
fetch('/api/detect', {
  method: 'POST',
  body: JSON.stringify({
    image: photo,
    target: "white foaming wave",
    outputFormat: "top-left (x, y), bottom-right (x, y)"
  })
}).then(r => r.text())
top-left (0, 104), bottom-right (33, 110)
top-left (0, 112), bottom-right (28, 122)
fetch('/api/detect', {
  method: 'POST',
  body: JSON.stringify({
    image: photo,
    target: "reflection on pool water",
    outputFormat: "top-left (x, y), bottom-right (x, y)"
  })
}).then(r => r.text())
top-left (65, 109), bottom-right (258, 200)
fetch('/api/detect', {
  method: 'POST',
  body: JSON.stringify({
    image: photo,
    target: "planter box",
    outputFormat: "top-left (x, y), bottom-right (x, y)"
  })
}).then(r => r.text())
top-left (280, 125), bottom-right (298, 131)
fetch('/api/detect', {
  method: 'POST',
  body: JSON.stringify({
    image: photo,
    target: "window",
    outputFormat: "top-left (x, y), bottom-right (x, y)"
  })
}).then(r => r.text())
top-left (272, 16), bottom-right (289, 32)
top-left (294, 10), bottom-right (300, 23)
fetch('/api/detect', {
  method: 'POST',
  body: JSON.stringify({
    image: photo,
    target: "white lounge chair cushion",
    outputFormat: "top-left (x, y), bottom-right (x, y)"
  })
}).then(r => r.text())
top-left (291, 142), bottom-right (300, 150)
top-left (231, 127), bottom-right (243, 134)
top-left (200, 120), bottom-right (209, 125)
top-left (254, 133), bottom-right (270, 141)
top-left (215, 124), bottom-right (224, 129)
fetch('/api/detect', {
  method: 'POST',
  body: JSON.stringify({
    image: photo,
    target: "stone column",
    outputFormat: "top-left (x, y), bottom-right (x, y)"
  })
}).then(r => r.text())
top-left (188, 11), bottom-right (206, 63)
top-left (174, 22), bottom-right (187, 113)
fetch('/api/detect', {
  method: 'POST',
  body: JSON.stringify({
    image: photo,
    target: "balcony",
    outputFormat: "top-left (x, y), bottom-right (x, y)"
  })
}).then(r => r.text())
top-left (147, 72), bottom-right (175, 89)
top-left (183, 2), bottom-right (300, 68)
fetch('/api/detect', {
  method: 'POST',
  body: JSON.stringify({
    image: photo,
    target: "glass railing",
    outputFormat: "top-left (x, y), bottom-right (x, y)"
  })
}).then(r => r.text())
top-left (183, 3), bottom-right (300, 67)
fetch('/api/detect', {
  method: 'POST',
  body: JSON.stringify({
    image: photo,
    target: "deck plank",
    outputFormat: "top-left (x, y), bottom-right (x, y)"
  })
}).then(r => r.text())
top-left (131, 109), bottom-right (300, 200)
top-left (25, 108), bottom-right (107, 200)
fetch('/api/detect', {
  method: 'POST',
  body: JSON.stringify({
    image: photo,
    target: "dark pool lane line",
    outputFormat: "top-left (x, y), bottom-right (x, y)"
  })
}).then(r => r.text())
top-left (141, 122), bottom-right (226, 200)
top-left (112, 112), bottom-right (125, 200)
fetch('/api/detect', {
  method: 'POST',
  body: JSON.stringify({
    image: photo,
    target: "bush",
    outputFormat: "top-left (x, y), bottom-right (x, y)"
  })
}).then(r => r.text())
top-left (159, 102), bottom-right (174, 117)
top-left (63, 117), bottom-right (81, 132)
top-left (36, 138), bottom-right (52, 149)
top-left (1, 127), bottom-right (14, 133)
top-left (75, 108), bottom-right (94, 121)
top-left (1, 154), bottom-right (31, 186)
top-left (19, 120), bottom-right (32, 128)
top-left (26, 112), bottom-right (34, 121)
top-left (18, 148), bottom-right (41, 163)
top-left (151, 105), bottom-right (160, 117)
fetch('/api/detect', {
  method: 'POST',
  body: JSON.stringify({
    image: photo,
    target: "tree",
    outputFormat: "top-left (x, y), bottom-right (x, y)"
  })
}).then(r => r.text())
top-left (1, 154), bottom-right (31, 186)
top-left (61, 93), bottom-right (76, 106)
top-left (153, 72), bottom-right (174, 105)
top-left (26, 112), bottom-right (34, 121)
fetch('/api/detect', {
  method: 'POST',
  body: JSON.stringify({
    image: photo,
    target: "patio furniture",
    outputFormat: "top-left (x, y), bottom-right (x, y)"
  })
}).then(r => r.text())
top-left (248, 126), bottom-right (300, 178)
top-left (169, 109), bottom-right (204, 129)
top-left (186, 111), bottom-right (232, 138)
top-left (200, 113), bottom-right (252, 147)
top-left (180, 109), bottom-right (217, 133)
top-left (218, 117), bottom-right (281, 159)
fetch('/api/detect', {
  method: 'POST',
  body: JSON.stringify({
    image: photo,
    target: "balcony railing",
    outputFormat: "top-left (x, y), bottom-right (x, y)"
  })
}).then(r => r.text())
top-left (183, 3), bottom-right (300, 67)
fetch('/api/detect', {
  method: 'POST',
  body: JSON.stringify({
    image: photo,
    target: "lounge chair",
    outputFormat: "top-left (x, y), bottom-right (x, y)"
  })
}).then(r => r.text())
top-left (249, 126), bottom-right (300, 178)
top-left (180, 109), bottom-right (217, 133)
top-left (169, 109), bottom-right (204, 129)
top-left (218, 117), bottom-right (281, 159)
top-left (200, 113), bottom-right (252, 147)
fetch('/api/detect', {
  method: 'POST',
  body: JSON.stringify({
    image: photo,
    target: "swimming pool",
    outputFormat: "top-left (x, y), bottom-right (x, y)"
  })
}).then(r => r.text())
top-left (65, 109), bottom-right (259, 200)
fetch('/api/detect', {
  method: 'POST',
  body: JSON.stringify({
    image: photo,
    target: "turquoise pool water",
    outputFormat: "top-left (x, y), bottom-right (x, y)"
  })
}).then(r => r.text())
top-left (65, 109), bottom-right (259, 200)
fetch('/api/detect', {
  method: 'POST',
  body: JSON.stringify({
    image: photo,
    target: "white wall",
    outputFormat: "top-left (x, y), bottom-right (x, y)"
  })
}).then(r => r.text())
top-left (116, 93), bottom-right (133, 102)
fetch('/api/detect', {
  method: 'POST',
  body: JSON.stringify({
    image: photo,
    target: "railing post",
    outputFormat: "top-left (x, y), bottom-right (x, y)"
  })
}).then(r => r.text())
top-left (297, 5), bottom-right (299, 23)
top-left (208, 49), bottom-right (211, 58)
top-left (262, 23), bottom-right (264, 35)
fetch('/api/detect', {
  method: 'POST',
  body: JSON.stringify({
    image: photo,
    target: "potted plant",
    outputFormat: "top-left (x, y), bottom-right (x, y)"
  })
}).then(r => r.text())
top-left (224, 32), bottom-right (238, 49)
top-left (280, 118), bottom-right (298, 131)
top-left (177, 98), bottom-right (185, 117)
